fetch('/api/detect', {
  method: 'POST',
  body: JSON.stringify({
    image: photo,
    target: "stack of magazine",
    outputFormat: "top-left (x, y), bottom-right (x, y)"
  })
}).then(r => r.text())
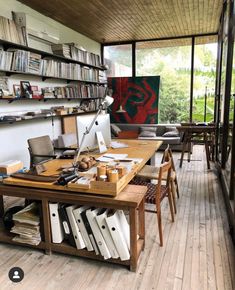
top-left (11, 202), bottom-right (41, 245)
top-left (49, 203), bottom-right (130, 261)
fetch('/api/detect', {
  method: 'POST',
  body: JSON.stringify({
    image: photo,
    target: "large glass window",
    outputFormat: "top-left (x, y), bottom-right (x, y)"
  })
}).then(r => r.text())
top-left (193, 36), bottom-right (218, 122)
top-left (136, 39), bottom-right (191, 123)
top-left (103, 44), bottom-right (132, 77)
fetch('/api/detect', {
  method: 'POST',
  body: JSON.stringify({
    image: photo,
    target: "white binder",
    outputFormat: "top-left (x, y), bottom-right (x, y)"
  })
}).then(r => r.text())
top-left (49, 203), bottom-right (64, 243)
top-left (95, 209), bottom-right (119, 259)
top-left (66, 205), bottom-right (85, 249)
top-left (116, 210), bottom-right (130, 250)
top-left (73, 205), bottom-right (94, 251)
top-left (105, 211), bottom-right (130, 261)
top-left (86, 208), bottom-right (111, 260)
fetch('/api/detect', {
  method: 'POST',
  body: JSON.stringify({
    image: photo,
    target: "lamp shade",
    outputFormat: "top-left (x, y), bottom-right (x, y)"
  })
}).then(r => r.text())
top-left (102, 95), bottom-right (114, 107)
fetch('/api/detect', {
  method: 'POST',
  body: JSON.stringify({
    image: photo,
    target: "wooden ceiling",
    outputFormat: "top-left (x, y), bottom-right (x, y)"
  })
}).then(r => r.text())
top-left (18, 0), bottom-right (223, 44)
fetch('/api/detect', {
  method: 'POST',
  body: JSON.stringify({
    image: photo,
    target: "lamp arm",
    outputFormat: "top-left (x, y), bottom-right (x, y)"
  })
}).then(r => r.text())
top-left (73, 107), bottom-right (103, 164)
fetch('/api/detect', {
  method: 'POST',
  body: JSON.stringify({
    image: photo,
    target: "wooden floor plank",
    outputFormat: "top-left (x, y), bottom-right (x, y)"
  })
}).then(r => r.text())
top-left (0, 145), bottom-right (234, 290)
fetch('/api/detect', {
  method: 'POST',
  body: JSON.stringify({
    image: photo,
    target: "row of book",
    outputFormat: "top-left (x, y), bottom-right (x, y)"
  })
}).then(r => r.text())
top-left (0, 15), bottom-right (27, 46)
top-left (49, 203), bottom-right (130, 261)
top-left (51, 43), bottom-right (101, 67)
top-left (40, 84), bottom-right (106, 99)
top-left (10, 202), bottom-right (41, 246)
top-left (0, 48), bottom-right (106, 82)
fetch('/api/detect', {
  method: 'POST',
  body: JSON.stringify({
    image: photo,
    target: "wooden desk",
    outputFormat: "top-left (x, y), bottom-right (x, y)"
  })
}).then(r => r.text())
top-left (0, 139), bottom-right (162, 271)
top-left (177, 126), bottom-right (215, 169)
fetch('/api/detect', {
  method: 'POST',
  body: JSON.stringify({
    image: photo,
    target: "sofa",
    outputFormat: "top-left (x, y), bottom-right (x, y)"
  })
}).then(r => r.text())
top-left (111, 123), bottom-right (184, 151)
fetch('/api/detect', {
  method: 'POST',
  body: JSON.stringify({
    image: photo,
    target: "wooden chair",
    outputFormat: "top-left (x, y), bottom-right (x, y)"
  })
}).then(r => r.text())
top-left (136, 145), bottom-right (179, 214)
top-left (131, 158), bottom-right (174, 246)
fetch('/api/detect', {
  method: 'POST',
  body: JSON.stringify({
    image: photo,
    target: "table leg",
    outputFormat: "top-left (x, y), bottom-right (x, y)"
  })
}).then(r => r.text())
top-left (129, 207), bottom-right (138, 272)
top-left (180, 140), bottom-right (187, 167)
top-left (0, 195), bottom-right (4, 217)
top-left (138, 198), bottom-right (145, 250)
top-left (204, 133), bottom-right (210, 169)
top-left (42, 198), bottom-right (52, 255)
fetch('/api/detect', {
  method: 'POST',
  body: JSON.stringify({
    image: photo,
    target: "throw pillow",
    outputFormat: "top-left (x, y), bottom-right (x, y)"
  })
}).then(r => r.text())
top-left (139, 130), bottom-right (156, 137)
top-left (111, 124), bottom-right (121, 137)
top-left (156, 126), bottom-right (166, 136)
top-left (162, 131), bottom-right (179, 137)
top-left (165, 126), bottom-right (178, 132)
top-left (139, 126), bottom-right (156, 133)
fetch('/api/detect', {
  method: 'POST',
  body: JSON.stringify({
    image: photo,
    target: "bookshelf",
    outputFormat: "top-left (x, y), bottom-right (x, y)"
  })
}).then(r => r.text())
top-left (0, 182), bottom-right (146, 271)
top-left (0, 110), bottom-right (98, 126)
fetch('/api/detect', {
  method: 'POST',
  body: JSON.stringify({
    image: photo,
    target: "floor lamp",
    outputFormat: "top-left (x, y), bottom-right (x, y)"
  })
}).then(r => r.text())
top-left (73, 93), bottom-right (114, 165)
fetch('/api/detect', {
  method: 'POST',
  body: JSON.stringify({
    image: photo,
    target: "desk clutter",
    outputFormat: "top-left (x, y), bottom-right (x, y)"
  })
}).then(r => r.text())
top-left (49, 203), bottom-right (130, 261)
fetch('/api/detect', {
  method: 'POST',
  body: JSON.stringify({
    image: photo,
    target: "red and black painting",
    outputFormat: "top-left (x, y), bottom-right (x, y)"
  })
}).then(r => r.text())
top-left (108, 76), bottom-right (160, 124)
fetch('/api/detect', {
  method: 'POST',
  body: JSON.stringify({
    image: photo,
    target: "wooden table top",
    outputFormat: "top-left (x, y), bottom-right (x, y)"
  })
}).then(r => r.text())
top-left (3, 139), bottom-right (162, 197)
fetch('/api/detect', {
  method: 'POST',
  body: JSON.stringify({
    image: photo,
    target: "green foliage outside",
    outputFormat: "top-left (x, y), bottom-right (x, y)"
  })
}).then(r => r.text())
top-left (105, 42), bottom-right (217, 124)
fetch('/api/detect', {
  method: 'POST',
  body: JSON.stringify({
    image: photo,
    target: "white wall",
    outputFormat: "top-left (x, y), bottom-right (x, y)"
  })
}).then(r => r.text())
top-left (0, 0), bottom-right (101, 167)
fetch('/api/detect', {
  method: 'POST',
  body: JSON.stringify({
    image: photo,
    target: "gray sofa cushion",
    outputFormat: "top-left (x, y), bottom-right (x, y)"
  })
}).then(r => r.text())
top-left (139, 126), bottom-right (156, 133)
top-left (139, 131), bottom-right (156, 137)
top-left (162, 131), bottom-right (179, 137)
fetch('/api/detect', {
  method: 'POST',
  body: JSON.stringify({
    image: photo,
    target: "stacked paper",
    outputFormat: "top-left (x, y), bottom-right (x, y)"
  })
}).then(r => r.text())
top-left (11, 202), bottom-right (41, 245)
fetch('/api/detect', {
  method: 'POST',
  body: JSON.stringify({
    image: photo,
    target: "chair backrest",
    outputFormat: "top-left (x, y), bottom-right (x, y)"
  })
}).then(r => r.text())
top-left (161, 145), bottom-right (176, 172)
top-left (157, 158), bottom-right (172, 189)
top-left (27, 135), bottom-right (54, 166)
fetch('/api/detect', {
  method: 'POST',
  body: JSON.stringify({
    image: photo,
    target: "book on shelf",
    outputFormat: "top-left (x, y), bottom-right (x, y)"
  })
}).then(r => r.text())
top-left (0, 15), bottom-right (27, 46)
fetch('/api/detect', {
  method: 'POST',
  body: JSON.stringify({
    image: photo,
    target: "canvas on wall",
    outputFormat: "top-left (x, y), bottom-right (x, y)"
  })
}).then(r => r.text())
top-left (108, 76), bottom-right (160, 124)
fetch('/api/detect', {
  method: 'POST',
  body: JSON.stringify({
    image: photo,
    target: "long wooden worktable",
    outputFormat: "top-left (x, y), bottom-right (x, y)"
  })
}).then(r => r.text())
top-left (0, 139), bottom-right (162, 271)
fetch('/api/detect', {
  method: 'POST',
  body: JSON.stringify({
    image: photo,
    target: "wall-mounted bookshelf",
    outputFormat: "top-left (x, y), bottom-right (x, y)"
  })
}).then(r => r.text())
top-left (0, 39), bottom-right (105, 70)
top-left (0, 110), bottom-right (98, 126)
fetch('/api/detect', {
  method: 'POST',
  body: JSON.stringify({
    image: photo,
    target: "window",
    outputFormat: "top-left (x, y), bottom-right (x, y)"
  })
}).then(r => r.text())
top-left (136, 39), bottom-right (191, 123)
top-left (193, 36), bottom-right (218, 122)
top-left (103, 44), bottom-right (132, 77)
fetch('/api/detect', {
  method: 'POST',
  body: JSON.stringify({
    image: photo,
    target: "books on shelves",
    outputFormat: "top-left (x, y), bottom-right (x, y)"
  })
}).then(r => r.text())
top-left (11, 202), bottom-right (41, 245)
top-left (51, 44), bottom-right (71, 59)
top-left (0, 15), bottom-right (27, 45)
top-left (53, 43), bottom-right (101, 67)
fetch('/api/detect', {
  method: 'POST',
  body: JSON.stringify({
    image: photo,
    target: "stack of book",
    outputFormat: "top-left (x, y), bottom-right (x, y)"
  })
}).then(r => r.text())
top-left (51, 43), bottom-right (101, 67)
top-left (51, 44), bottom-right (71, 59)
top-left (49, 203), bottom-right (130, 261)
top-left (0, 48), bottom-right (13, 71)
top-left (11, 202), bottom-right (41, 246)
top-left (0, 15), bottom-right (27, 45)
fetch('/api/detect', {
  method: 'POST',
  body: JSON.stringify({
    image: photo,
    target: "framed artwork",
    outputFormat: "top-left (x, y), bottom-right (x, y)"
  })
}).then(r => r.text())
top-left (20, 81), bottom-right (32, 98)
top-left (31, 85), bottom-right (42, 99)
top-left (13, 84), bottom-right (21, 98)
top-left (108, 76), bottom-right (160, 124)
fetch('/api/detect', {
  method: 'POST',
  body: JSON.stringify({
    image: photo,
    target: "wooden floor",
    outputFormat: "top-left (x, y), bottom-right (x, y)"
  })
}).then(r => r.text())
top-left (0, 146), bottom-right (234, 290)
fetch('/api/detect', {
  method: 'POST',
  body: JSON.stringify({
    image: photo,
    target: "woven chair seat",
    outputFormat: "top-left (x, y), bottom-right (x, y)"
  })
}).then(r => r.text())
top-left (130, 178), bottom-right (167, 204)
top-left (137, 165), bottom-right (176, 180)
